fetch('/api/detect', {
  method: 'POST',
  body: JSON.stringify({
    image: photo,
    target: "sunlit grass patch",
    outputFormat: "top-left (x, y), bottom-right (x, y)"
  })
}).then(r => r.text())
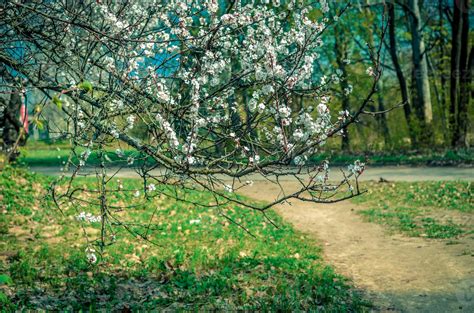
top-left (0, 167), bottom-right (369, 311)
top-left (353, 181), bottom-right (473, 238)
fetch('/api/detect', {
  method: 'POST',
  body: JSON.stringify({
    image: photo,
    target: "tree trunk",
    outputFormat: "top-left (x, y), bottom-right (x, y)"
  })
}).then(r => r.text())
top-left (1, 93), bottom-right (26, 163)
top-left (428, 54), bottom-right (449, 143)
top-left (408, 0), bottom-right (433, 126)
top-left (436, 0), bottom-right (450, 145)
top-left (455, 0), bottom-right (471, 148)
top-left (377, 80), bottom-right (391, 147)
top-left (450, 0), bottom-right (463, 146)
top-left (387, 2), bottom-right (417, 146)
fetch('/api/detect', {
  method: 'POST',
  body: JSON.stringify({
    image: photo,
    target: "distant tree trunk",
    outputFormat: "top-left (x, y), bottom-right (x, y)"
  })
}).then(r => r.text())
top-left (407, 0), bottom-right (433, 129)
top-left (440, 68), bottom-right (449, 142)
top-left (1, 93), bottom-right (27, 163)
top-left (450, 0), bottom-right (463, 146)
top-left (377, 80), bottom-right (391, 147)
top-left (454, 0), bottom-right (471, 148)
top-left (334, 25), bottom-right (350, 152)
top-left (363, 4), bottom-right (390, 148)
top-left (428, 54), bottom-right (448, 142)
top-left (437, 0), bottom-right (450, 145)
top-left (387, 2), bottom-right (417, 147)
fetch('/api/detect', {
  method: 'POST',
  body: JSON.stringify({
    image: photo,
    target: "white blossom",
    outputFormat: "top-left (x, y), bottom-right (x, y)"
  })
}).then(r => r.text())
top-left (76, 211), bottom-right (101, 223)
top-left (348, 160), bottom-right (365, 175)
top-left (126, 115), bottom-right (136, 130)
top-left (320, 0), bottom-right (330, 13)
top-left (85, 247), bottom-right (97, 264)
top-left (224, 184), bottom-right (233, 193)
top-left (366, 67), bottom-right (375, 77)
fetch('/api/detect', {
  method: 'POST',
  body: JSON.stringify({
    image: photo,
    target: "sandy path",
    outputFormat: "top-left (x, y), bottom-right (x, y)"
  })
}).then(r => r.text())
top-left (239, 181), bottom-right (474, 312)
top-left (31, 166), bottom-right (474, 181)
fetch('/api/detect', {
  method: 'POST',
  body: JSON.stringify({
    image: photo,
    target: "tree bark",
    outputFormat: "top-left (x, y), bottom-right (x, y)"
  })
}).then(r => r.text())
top-left (450, 0), bottom-right (463, 146)
top-left (387, 2), bottom-right (417, 146)
top-left (407, 0), bottom-right (433, 126)
top-left (432, 0), bottom-right (450, 144)
top-left (1, 93), bottom-right (26, 163)
top-left (455, 0), bottom-right (471, 147)
top-left (428, 54), bottom-right (449, 143)
top-left (377, 80), bottom-right (391, 147)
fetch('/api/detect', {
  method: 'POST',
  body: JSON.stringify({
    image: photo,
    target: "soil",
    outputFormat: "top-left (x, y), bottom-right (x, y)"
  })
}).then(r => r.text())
top-left (30, 166), bottom-right (474, 182)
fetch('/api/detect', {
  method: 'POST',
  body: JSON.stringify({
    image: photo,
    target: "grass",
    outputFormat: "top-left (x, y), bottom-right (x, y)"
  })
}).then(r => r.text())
top-left (0, 167), bottom-right (369, 311)
top-left (17, 144), bottom-right (137, 168)
top-left (309, 149), bottom-right (474, 166)
top-left (352, 181), bottom-right (473, 239)
top-left (16, 140), bottom-right (474, 167)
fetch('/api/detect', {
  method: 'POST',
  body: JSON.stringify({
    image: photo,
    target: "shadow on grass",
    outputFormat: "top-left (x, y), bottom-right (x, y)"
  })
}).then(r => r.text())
top-left (3, 254), bottom-right (370, 311)
top-left (369, 282), bottom-right (474, 313)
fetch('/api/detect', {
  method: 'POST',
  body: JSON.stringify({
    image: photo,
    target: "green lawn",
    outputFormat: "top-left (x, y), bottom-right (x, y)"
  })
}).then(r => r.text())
top-left (353, 181), bottom-right (473, 239)
top-left (16, 140), bottom-right (474, 167)
top-left (0, 167), bottom-right (369, 311)
top-left (310, 149), bottom-right (474, 166)
top-left (17, 143), bottom-right (137, 167)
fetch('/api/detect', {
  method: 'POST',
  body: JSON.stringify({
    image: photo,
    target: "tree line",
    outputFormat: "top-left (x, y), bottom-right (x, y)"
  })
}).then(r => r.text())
top-left (327, 0), bottom-right (471, 151)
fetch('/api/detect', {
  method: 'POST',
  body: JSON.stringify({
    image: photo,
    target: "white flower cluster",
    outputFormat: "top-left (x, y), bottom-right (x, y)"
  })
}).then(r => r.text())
top-left (366, 67), bottom-right (375, 77)
top-left (79, 149), bottom-right (91, 166)
top-left (85, 247), bottom-right (97, 264)
top-left (224, 184), bottom-right (234, 193)
top-left (320, 0), bottom-right (330, 13)
top-left (147, 184), bottom-right (156, 192)
top-left (155, 113), bottom-right (179, 149)
top-left (12, 0), bottom-right (372, 201)
top-left (126, 115), bottom-right (136, 131)
top-left (76, 211), bottom-right (102, 223)
top-left (348, 160), bottom-right (365, 175)
top-left (75, 1), bottom-right (349, 168)
top-left (95, 4), bottom-right (129, 33)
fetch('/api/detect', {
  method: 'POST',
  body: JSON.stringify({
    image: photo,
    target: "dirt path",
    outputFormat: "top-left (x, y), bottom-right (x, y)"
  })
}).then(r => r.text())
top-left (31, 166), bottom-right (474, 181)
top-left (239, 181), bottom-right (474, 313)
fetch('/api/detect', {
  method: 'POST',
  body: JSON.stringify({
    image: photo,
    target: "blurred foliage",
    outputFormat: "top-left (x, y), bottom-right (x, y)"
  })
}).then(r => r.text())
top-left (17, 139), bottom-right (474, 167)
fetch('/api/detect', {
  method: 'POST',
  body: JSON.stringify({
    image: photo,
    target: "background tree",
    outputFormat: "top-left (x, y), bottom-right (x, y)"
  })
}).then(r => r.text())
top-left (0, 92), bottom-right (28, 163)
top-left (407, 0), bottom-right (433, 136)
top-left (387, 1), bottom-right (416, 146)
top-left (451, 0), bottom-right (471, 148)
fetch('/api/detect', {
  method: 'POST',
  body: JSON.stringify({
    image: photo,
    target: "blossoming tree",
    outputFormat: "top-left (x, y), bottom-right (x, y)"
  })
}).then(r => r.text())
top-left (1, 0), bottom-right (384, 257)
